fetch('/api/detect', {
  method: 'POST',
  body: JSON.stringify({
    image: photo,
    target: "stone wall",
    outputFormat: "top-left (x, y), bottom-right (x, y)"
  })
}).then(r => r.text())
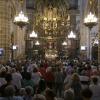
top-left (0, 0), bottom-right (26, 62)
top-left (0, 0), bottom-right (11, 61)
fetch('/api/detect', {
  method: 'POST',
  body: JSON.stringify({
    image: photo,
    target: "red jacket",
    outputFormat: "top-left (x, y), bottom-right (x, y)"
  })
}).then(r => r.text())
top-left (45, 71), bottom-right (54, 82)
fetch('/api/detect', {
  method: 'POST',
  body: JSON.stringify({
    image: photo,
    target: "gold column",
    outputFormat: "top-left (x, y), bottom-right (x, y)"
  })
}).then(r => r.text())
top-left (98, 0), bottom-right (100, 64)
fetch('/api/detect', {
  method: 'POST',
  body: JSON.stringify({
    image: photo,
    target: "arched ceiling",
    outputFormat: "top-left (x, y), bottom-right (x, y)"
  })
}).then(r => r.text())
top-left (26, 0), bottom-right (78, 10)
top-left (84, 0), bottom-right (98, 16)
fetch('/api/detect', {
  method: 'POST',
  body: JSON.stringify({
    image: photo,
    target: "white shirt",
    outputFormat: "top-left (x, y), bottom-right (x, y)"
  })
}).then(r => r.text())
top-left (0, 78), bottom-right (7, 87)
top-left (32, 72), bottom-right (41, 86)
top-left (79, 75), bottom-right (89, 82)
top-left (79, 75), bottom-right (90, 89)
top-left (12, 72), bottom-right (22, 89)
top-left (27, 64), bottom-right (34, 73)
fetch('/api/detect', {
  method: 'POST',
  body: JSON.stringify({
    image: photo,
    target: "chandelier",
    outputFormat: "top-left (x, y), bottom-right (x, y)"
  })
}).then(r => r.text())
top-left (68, 31), bottom-right (76, 39)
top-left (84, 12), bottom-right (97, 29)
top-left (30, 31), bottom-right (38, 38)
top-left (35, 41), bottom-right (40, 45)
top-left (62, 41), bottom-right (67, 46)
top-left (14, 0), bottom-right (29, 28)
top-left (83, 0), bottom-right (98, 60)
top-left (14, 11), bottom-right (29, 28)
top-left (93, 39), bottom-right (99, 45)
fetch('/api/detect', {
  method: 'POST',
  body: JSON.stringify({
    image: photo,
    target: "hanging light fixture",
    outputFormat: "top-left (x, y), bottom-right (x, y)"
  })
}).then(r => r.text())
top-left (93, 39), bottom-right (99, 45)
top-left (68, 31), bottom-right (76, 39)
top-left (62, 41), bottom-right (67, 46)
top-left (30, 31), bottom-right (38, 38)
top-left (13, 0), bottom-right (29, 28)
top-left (12, 45), bottom-right (17, 50)
top-left (35, 41), bottom-right (40, 45)
top-left (84, 12), bottom-right (97, 29)
top-left (80, 46), bottom-right (86, 51)
top-left (14, 11), bottom-right (29, 28)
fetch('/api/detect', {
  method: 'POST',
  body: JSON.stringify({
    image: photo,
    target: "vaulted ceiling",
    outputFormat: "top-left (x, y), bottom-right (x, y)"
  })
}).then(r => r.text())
top-left (26, 0), bottom-right (78, 10)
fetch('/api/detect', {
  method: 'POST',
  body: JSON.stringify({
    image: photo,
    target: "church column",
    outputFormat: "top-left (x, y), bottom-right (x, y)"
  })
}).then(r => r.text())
top-left (0, 0), bottom-right (11, 61)
top-left (98, 0), bottom-right (100, 64)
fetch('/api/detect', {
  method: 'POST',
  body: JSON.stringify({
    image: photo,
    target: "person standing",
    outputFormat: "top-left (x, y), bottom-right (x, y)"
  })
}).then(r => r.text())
top-left (11, 68), bottom-right (22, 90)
top-left (55, 68), bottom-right (64, 97)
top-left (45, 67), bottom-right (54, 89)
top-left (89, 76), bottom-right (100, 100)
top-left (71, 73), bottom-right (82, 100)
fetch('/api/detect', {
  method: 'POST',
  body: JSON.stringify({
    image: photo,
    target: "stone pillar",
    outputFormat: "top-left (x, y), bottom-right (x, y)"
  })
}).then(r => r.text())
top-left (98, 0), bottom-right (100, 64)
top-left (0, 0), bottom-right (26, 61)
top-left (0, 0), bottom-right (11, 61)
top-left (79, 0), bottom-right (88, 60)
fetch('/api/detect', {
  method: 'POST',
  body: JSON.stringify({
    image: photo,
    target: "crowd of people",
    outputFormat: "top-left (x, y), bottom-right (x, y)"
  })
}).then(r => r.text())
top-left (0, 58), bottom-right (100, 100)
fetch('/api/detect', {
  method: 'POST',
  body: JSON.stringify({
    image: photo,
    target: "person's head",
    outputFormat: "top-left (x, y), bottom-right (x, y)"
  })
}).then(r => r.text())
top-left (64, 84), bottom-right (71, 90)
top-left (0, 66), bottom-right (6, 72)
top-left (25, 86), bottom-right (33, 96)
top-left (92, 76), bottom-right (98, 85)
top-left (46, 67), bottom-right (52, 73)
top-left (64, 90), bottom-right (74, 100)
top-left (0, 67), bottom-right (6, 76)
top-left (4, 85), bottom-right (15, 97)
top-left (0, 71), bottom-right (6, 77)
top-left (19, 88), bottom-right (26, 96)
top-left (81, 88), bottom-right (93, 100)
top-left (33, 67), bottom-right (38, 73)
top-left (71, 73), bottom-right (80, 82)
top-left (45, 88), bottom-right (55, 100)
top-left (25, 72), bottom-right (31, 80)
top-left (34, 94), bottom-right (46, 100)
top-left (11, 68), bottom-right (16, 73)
top-left (5, 73), bottom-right (12, 83)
